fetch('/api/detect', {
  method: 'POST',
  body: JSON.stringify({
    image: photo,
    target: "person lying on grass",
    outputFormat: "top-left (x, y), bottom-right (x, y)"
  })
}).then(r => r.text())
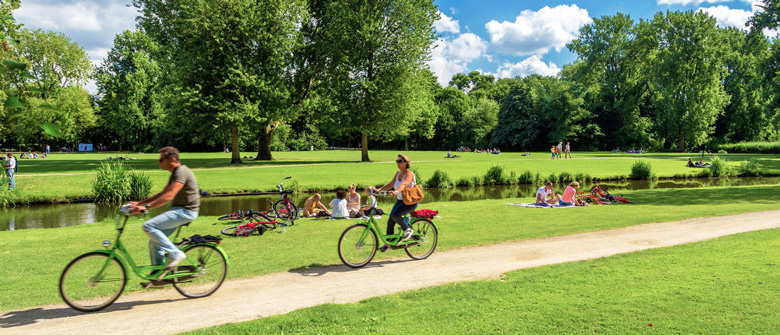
top-left (556, 181), bottom-right (580, 207)
top-left (536, 181), bottom-right (557, 205)
top-left (302, 193), bottom-right (330, 217)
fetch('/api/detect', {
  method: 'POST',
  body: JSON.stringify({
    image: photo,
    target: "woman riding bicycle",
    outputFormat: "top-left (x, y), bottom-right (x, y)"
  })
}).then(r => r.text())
top-left (373, 153), bottom-right (417, 251)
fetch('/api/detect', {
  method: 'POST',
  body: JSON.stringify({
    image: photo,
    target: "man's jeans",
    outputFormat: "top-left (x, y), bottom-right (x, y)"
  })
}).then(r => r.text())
top-left (6, 168), bottom-right (14, 190)
top-left (143, 207), bottom-right (198, 265)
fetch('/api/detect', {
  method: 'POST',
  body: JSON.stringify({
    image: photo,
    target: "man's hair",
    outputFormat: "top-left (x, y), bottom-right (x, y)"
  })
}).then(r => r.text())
top-left (545, 181), bottom-right (553, 187)
top-left (158, 146), bottom-right (180, 161)
top-left (336, 190), bottom-right (346, 199)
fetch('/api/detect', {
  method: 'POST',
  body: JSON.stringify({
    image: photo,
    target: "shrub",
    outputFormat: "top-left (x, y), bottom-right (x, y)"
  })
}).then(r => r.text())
top-left (533, 172), bottom-right (542, 184)
top-left (630, 160), bottom-right (655, 180)
top-left (470, 176), bottom-right (483, 186)
top-left (709, 156), bottom-right (731, 178)
top-left (517, 170), bottom-right (534, 184)
top-left (410, 166), bottom-right (424, 187)
top-left (558, 171), bottom-right (573, 183)
top-left (93, 161), bottom-right (130, 203)
top-left (508, 171), bottom-right (518, 185)
top-left (716, 141), bottom-right (780, 154)
top-left (455, 176), bottom-right (474, 187)
top-left (547, 172), bottom-right (558, 184)
top-left (93, 161), bottom-right (154, 202)
top-left (718, 149), bottom-right (727, 155)
top-left (738, 158), bottom-right (761, 177)
top-left (127, 171), bottom-right (153, 201)
top-left (427, 170), bottom-right (454, 189)
top-left (483, 165), bottom-right (507, 185)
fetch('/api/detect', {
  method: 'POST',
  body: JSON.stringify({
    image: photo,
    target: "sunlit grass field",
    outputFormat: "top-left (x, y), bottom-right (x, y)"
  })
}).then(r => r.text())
top-left (2, 184), bottom-right (779, 312)
top-left (8, 150), bottom-right (780, 203)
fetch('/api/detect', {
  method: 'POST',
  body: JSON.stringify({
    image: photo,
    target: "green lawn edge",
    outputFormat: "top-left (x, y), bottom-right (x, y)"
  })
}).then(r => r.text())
top-left (184, 228), bottom-right (780, 334)
top-left (1, 184), bottom-right (779, 312)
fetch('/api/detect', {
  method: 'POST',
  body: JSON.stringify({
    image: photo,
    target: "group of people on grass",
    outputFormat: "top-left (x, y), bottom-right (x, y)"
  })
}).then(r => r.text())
top-left (535, 181), bottom-right (587, 207)
top-left (18, 151), bottom-right (46, 159)
top-left (301, 153), bottom-right (419, 245)
top-left (551, 142), bottom-right (572, 160)
top-left (686, 158), bottom-right (712, 168)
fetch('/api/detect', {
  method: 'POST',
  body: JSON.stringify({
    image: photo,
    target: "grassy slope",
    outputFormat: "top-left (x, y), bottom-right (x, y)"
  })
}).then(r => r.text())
top-left (9, 151), bottom-right (780, 202)
top-left (1, 184), bottom-right (779, 312)
top-left (186, 228), bottom-right (780, 334)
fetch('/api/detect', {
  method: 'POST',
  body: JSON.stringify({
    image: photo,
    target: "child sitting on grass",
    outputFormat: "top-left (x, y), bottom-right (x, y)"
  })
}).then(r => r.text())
top-left (329, 190), bottom-right (349, 218)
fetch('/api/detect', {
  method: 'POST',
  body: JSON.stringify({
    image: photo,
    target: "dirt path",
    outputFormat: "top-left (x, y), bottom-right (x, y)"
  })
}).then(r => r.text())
top-left (3, 210), bottom-right (779, 335)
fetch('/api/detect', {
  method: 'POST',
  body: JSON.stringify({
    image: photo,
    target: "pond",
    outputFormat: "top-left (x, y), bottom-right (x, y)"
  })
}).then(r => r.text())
top-left (2, 176), bottom-right (779, 231)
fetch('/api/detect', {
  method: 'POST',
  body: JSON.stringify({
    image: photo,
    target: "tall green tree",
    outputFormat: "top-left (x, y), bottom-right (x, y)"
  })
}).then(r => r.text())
top-left (645, 11), bottom-right (728, 151)
top-left (94, 30), bottom-right (163, 150)
top-left (491, 83), bottom-right (537, 150)
top-left (135, 0), bottom-right (308, 163)
top-left (433, 86), bottom-right (472, 150)
top-left (322, 0), bottom-right (438, 161)
top-left (748, 0), bottom-right (780, 30)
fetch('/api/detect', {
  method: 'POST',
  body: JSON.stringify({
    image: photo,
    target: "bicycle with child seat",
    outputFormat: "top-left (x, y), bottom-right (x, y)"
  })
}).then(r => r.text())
top-left (272, 177), bottom-right (300, 223)
top-left (59, 205), bottom-right (229, 312)
top-left (337, 190), bottom-right (438, 268)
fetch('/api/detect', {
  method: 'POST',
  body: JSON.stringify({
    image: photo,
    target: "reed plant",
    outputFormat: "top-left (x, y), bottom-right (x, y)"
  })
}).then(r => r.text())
top-left (483, 165), bottom-right (507, 185)
top-left (517, 170), bottom-right (534, 184)
top-left (738, 158), bottom-right (761, 177)
top-left (629, 160), bottom-right (655, 180)
top-left (427, 170), bottom-right (454, 189)
top-left (92, 161), bottom-right (153, 202)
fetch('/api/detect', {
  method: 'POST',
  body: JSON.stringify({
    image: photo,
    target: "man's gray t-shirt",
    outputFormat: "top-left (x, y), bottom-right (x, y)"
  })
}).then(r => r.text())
top-left (170, 165), bottom-right (199, 212)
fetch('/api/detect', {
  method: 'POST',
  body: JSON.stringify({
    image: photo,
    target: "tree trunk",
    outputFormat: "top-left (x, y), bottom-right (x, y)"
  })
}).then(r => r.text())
top-left (255, 124), bottom-right (275, 160)
top-left (230, 123), bottom-right (242, 164)
top-left (677, 131), bottom-right (685, 153)
top-left (361, 132), bottom-right (370, 162)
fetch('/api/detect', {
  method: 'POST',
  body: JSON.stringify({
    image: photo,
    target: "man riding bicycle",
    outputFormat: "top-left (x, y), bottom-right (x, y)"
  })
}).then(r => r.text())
top-left (128, 146), bottom-right (199, 287)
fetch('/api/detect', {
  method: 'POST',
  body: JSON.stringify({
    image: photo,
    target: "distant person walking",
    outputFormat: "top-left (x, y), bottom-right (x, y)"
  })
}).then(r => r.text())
top-left (557, 142), bottom-right (563, 160)
top-left (3, 153), bottom-right (16, 190)
top-left (550, 146), bottom-right (556, 160)
top-left (700, 143), bottom-right (706, 159)
top-left (565, 142), bottom-right (572, 159)
top-left (45, 144), bottom-right (50, 156)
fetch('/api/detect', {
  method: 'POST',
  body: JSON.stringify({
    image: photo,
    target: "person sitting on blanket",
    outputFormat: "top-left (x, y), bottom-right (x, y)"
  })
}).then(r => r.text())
top-left (346, 184), bottom-right (361, 218)
top-left (556, 181), bottom-right (579, 206)
top-left (536, 181), bottom-right (557, 205)
top-left (687, 158), bottom-right (695, 167)
top-left (329, 190), bottom-right (349, 218)
top-left (358, 187), bottom-right (383, 217)
top-left (303, 193), bottom-right (331, 217)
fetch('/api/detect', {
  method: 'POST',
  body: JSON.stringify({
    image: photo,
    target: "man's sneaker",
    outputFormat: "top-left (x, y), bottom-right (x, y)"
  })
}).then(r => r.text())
top-left (401, 228), bottom-right (414, 241)
top-left (379, 244), bottom-right (390, 253)
top-left (165, 253), bottom-right (187, 269)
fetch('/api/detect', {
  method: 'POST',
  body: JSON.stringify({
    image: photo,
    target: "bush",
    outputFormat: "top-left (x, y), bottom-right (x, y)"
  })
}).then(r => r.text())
top-left (630, 160), bottom-right (655, 180)
top-left (716, 141), bottom-right (780, 154)
top-left (483, 165), bottom-right (507, 185)
top-left (708, 156), bottom-right (731, 178)
top-left (517, 170), bottom-right (534, 184)
top-left (127, 171), bottom-right (153, 201)
top-left (547, 172), bottom-right (558, 184)
top-left (410, 166), bottom-right (424, 187)
top-left (455, 176), bottom-right (474, 187)
top-left (427, 170), bottom-right (454, 189)
top-left (738, 158), bottom-right (761, 177)
top-left (718, 149), bottom-right (728, 155)
top-left (93, 161), bottom-right (154, 202)
top-left (558, 171), bottom-right (573, 183)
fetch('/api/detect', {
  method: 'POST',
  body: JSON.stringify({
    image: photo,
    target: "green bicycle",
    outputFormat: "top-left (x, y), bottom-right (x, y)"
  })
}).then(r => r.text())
top-left (59, 205), bottom-right (229, 312)
top-left (337, 192), bottom-right (438, 268)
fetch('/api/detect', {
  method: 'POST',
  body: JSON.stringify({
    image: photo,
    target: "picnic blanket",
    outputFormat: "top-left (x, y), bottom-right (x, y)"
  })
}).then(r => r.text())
top-left (505, 203), bottom-right (577, 209)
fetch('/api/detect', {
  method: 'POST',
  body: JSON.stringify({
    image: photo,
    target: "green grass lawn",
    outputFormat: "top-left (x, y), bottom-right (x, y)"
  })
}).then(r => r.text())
top-left (7, 150), bottom-right (780, 204)
top-left (2, 184), bottom-right (779, 312)
top-left (185, 228), bottom-right (780, 334)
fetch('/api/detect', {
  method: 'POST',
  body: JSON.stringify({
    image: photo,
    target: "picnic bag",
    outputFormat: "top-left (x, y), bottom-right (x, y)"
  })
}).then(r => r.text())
top-left (402, 185), bottom-right (424, 205)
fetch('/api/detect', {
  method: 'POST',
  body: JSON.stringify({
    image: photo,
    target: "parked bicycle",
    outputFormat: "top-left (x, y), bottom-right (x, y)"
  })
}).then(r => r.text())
top-left (59, 205), bottom-right (229, 312)
top-left (337, 190), bottom-right (438, 268)
top-left (221, 211), bottom-right (280, 236)
top-left (218, 209), bottom-right (278, 230)
top-left (272, 177), bottom-right (300, 223)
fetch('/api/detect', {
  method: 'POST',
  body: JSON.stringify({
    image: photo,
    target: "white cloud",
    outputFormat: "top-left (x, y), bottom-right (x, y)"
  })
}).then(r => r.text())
top-left (697, 3), bottom-right (779, 37)
top-left (427, 33), bottom-right (489, 86)
top-left (485, 5), bottom-right (591, 56)
top-left (15, 1), bottom-right (135, 33)
top-left (658, 0), bottom-right (733, 5)
top-left (434, 11), bottom-right (460, 34)
top-left (494, 56), bottom-right (560, 79)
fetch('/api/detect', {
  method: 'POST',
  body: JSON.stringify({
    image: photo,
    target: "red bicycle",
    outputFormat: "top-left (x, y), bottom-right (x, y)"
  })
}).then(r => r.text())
top-left (272, 177), bottom-right (300, 224)
top-left (221, 211), bottom-right (279, 236)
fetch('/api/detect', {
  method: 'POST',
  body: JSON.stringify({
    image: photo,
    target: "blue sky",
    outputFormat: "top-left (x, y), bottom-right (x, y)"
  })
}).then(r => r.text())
top-left (12, 0), bottom-right (771, 90)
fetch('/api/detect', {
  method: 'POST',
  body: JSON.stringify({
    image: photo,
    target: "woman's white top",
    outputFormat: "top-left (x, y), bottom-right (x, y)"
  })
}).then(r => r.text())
top-left (347, 192), bottom-right (361, 210)
top-left (393, 171), bottom-right (417, 201)
top-left (366, 195), bottom-right (377, 208)
top-left (329, 198), bottom-right (348, 218)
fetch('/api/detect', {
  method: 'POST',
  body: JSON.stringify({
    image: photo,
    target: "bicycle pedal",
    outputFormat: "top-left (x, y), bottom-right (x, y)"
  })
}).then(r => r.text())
top-left (176, 265), bottom-right (197, 273)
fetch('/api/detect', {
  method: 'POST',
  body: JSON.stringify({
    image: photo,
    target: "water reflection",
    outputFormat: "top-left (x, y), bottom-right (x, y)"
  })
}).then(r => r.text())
top-left (2, 176), bottom-right (780, 231)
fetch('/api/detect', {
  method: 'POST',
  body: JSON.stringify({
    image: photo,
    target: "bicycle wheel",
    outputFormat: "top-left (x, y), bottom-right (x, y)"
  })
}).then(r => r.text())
top-left (221, 225), bottom-right (255, 236)
top-left (338, 224), bottom-right (378, 268)
top-left (250, 213), bottom-right (276, 229)
top-left (60, 252), bottom-right (126, 312)
top-left (173, 244), bottom-right (227, 298)
top-left (218, 212), bottom-right (241, 221)
top-left (273, 200), bottom-right (295, 222)
top-left (404, 219), bottom-right (438, 260)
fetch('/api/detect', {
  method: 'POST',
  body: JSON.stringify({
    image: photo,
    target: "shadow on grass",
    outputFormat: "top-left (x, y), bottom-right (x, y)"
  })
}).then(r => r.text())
top-left (289, 258), bottom-right (416, 277)
top-left (0, 298), bottom-right (185, 328)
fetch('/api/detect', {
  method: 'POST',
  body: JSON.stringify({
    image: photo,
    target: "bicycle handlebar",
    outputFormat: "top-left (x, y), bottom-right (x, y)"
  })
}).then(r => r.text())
top-left (120, 204), bottom-right (148, 216)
